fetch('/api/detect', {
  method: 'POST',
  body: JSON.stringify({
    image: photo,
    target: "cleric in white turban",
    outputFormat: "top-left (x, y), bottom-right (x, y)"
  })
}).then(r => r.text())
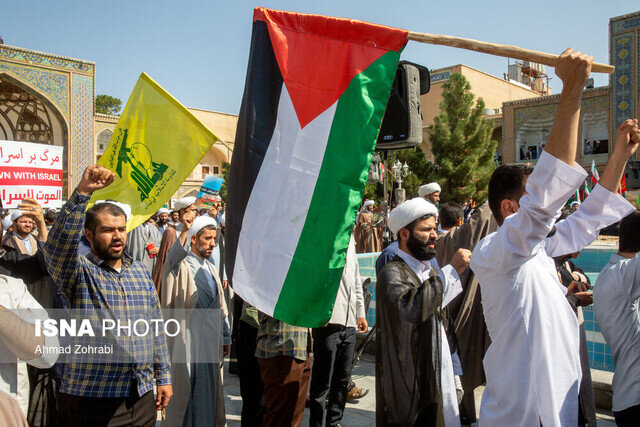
top-left (187, 215), bottom-right (217, 242)
top-left (172, 196), bottom-right (197, 232)
top-left (388, 197), bottom-right (438, 236)
top-left (418, 182), bottom-right (441, 206)
top-left (174, 196), bottom-right (197, 212)
top-left (160, 202), bottom-right (230, 427)
top-left (376, 195), bottom-right (468, 427)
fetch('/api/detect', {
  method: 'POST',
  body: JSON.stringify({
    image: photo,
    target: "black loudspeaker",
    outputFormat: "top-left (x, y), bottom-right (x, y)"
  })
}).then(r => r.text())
top-left (375, 61), bottom-right (430, 150)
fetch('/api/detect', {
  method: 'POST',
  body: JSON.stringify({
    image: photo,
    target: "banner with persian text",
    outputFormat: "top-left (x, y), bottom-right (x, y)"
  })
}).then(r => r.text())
top-left (0, 140), bottom-right (63, 209)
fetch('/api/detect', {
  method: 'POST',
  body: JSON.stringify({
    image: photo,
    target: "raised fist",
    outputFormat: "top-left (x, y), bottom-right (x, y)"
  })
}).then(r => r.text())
top-left (18, 198), bottom-right (44, 222)
top-left (180, 210), bottom-right (197, 231)
top-left (450, 248), bottom-right (472, 275)
top-left (615, 119), bottom-right (640, 157)
top-left (77, 165), bottom-right (115, 195)
top-left (555, 48), bottom-right (593, 91)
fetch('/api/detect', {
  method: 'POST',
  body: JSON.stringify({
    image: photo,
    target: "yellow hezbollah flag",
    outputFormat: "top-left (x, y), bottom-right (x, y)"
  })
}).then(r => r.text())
top-left (90, 72), bottom-right (220, 230)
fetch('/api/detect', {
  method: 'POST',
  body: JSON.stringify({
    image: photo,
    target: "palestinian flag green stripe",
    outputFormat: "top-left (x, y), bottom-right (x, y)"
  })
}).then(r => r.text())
top-left (273, 51), bottom-right (400, 326)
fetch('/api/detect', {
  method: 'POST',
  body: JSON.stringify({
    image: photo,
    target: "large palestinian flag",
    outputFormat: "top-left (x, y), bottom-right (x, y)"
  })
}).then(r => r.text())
top-left (226, 7), bottom-right (408, 327)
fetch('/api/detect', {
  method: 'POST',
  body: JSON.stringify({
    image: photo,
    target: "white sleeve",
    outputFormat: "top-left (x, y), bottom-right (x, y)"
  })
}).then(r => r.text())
top-left (430, 257), bottom-right (462, 308)
top-left (622, 254), bottom-right (640, 301)
top-left (354, 265), bottom-right (366, 319)
top-left (545, 184), bottom-right (636, 257)
top-left (440, 264), bottom-right (462, 308)
top-left (489, 151), bottom-right (587, 272)
top-left (13, 280), bottom-right (58, 368)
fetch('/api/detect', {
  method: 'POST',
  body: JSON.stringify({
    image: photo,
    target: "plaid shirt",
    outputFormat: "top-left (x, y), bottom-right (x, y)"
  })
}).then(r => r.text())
top-left (42, 191), bottom-right (171, 398)
top-left (255, 313), bottom-right (310, 361)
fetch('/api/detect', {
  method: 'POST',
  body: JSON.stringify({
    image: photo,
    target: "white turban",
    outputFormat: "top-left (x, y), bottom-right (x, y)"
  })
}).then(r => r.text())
top-left (418, 182), bottom-right (441, 197)
top-left (10, 210), bottom-right (25, 222)
top-left (570, 201), bottom-right (580, 207)
top-left (157, 208), bottom-right (170, 215)
top-left (174, 197), bottom-right (196, 211)
top-left (218, 213), bottom-right (226, 227)
top-left (359, 199), bottom-right (374, 213)
top-left (187, 215), bottom-right (217, 242)
top-left (2, 216), bottom-right (14, 230)
top-left (388, 197), bottom-right (438, 235)
top-left (94, 200), bottom-right (132, 221)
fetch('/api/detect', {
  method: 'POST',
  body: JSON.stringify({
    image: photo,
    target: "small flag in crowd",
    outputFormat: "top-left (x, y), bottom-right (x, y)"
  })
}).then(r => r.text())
top-left (590, 159), bottom-right (600, 185)
top-left (583, 181), bottom-right (591, 199)
top-left (226, 7), bottom-right (408, 327)
top-left (618, 174), bottom-right (627, 195)
top-left (90, 73), bottom-right (221, 230)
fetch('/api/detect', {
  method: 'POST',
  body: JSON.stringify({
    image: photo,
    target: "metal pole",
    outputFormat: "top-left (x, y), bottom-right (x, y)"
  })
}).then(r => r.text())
top-left (382, 151), bottom-right (390, 248)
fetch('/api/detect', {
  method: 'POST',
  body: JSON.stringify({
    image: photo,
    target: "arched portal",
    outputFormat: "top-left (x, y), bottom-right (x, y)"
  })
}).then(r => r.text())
top-left (96, 128), bottom-right (113, 161)
top-left (0, 73), bottom-right (69, 192)
top-left (515, 111), bottom-right (554, 162)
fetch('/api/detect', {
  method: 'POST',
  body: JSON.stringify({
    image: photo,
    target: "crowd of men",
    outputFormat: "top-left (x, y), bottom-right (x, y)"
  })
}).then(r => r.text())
top-left (0, 48), bottom-right (638, 427)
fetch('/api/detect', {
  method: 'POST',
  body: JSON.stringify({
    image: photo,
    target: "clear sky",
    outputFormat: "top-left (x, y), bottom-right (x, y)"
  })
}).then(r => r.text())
top-left (2, 1), bottom-right (638, 115)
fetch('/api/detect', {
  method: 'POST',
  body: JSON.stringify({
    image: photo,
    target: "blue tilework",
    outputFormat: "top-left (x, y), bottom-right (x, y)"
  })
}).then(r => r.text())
top-left (357, 253), bottom-right (380, 328)
top-left (574, 248), bottom-right (619, 372)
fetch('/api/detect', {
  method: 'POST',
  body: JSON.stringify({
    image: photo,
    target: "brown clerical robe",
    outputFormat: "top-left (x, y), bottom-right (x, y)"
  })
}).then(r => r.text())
top-left (1, 233), bottom-right (39, 256)
top-left (375, 255), bottom-right (451, 426)
top-left (435, 204), bottom-right (496, 422)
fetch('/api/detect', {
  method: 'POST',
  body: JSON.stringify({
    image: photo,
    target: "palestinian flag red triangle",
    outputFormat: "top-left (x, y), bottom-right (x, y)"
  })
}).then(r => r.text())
top-left (254, 8), bottom-right (408, 128)
top-left (228, 8), bottom-right (406, 327)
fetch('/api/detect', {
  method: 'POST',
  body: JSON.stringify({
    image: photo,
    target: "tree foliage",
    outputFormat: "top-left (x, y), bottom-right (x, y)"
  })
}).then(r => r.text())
top-left (363, 147), bottom-right (438, 203)
top-left (219, 162), bottom-right (230, 202)
top-left (95, 94), bottom-right (122, 115)
top-left (427, 73), bottom-right (497, 204)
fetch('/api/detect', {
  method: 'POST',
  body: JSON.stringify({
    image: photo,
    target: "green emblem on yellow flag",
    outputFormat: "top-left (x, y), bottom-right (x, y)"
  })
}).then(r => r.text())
top-left (90, 72), bottom-right (222, 230)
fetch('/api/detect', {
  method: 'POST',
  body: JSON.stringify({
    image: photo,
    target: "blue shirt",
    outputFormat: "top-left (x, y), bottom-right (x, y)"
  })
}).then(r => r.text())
top-left (376, 241), bottom-right (398, 275)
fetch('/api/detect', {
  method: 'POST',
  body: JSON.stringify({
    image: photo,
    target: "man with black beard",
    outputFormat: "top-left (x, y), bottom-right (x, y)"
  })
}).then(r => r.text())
top-left (42, 165), bottom-right (172, 425)
top-left (376, 197), bottom-right (470, 426)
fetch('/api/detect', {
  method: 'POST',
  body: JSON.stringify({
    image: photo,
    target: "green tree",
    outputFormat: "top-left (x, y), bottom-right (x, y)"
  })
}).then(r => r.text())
top-left (362, 147), bottom-right (438, 203)
top-left (219, 162), bottom-right (230, 202)
top-left (427, 73), bottom-right (496, 204)
top-left (95, 94), bottom-right (122, 115)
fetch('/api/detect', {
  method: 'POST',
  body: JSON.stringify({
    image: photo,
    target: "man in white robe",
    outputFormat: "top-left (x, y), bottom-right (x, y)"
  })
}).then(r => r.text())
top-left (470, 49), bottom-right (638, 426)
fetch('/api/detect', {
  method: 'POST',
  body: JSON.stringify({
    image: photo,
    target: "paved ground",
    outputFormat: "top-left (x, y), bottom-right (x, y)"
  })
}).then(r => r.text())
top-left (224, 354), bottom-right (617, 426)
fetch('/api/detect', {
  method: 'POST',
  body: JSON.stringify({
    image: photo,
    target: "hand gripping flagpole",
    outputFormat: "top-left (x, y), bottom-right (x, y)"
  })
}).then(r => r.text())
top-left (406, 32), bottom-right (614, 74)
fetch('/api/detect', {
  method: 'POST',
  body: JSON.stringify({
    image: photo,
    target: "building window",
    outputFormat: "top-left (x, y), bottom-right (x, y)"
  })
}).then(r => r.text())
top-left (212, 166), bottom-right (220, 174)
top-left (516, 112), bottom-right (553, 161)
top-left (96, 129), bottom-right (112, 155)
top-left (582, 108), bottom-right (609, 156)
top-left (202, 166), bottom-right (211, 176)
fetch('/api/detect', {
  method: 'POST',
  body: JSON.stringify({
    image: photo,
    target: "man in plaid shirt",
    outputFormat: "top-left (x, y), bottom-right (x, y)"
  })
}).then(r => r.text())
top-left (42, 165), bottom-right (172, 425)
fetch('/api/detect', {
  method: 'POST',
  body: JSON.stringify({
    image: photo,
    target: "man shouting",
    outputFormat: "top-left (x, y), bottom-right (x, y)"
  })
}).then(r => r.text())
top-left (376, 197), bottom-right (470, 426)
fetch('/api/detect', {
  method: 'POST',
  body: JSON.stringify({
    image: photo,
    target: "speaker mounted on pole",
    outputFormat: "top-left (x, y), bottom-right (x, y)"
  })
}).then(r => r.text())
top-left (375, 61), bottom-right (430, 151)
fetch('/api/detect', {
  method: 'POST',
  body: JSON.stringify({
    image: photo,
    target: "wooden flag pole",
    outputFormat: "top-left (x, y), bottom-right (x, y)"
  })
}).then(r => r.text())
top-left (407, 31), bottom-right (614, 74)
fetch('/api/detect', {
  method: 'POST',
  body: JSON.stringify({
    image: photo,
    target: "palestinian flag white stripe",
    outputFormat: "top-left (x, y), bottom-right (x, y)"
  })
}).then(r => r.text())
top-left (226, 8), bottom-right (408, 326)
top-left (233, 86), bottom-right (337, 314)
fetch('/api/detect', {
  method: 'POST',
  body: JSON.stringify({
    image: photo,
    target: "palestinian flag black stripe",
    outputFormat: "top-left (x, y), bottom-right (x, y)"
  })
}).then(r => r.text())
top-left (226, 8), bottom-right (407, 327)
